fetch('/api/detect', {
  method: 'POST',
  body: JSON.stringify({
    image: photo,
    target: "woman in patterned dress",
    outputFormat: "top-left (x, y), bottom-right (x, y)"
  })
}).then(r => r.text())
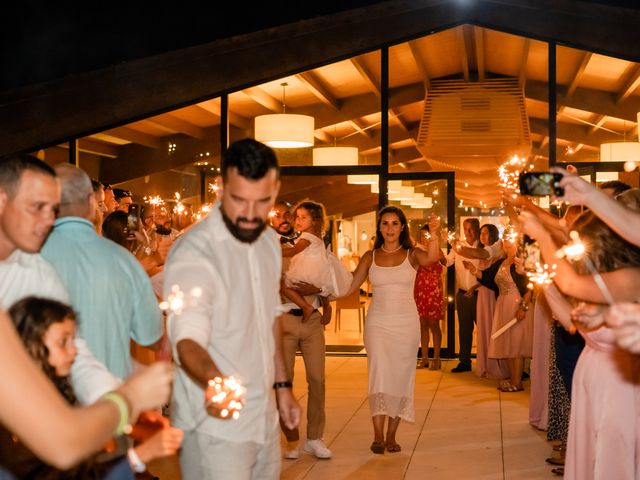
top-left (414, 223), bottom-right (446, 369)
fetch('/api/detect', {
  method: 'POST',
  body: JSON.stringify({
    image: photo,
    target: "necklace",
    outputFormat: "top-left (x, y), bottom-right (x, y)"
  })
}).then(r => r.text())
top-left (381, 244), bottom-right (403, 253)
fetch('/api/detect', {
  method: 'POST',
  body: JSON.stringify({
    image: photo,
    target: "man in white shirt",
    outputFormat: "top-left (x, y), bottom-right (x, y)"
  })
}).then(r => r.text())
top-left (447, 218), bottom-right (481, 373)
top-left (270, 200), bottom-right (332, 460)
top-left (165, 139), bottom-right (300, 480)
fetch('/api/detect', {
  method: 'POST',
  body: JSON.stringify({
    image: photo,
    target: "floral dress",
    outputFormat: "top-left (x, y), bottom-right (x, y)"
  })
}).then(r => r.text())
top-left (413, 262), bottom-right (444, 321)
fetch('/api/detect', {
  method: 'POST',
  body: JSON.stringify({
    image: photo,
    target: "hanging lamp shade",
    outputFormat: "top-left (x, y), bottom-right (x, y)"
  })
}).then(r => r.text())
top-left (600, 142), bottom-right (640, 162)
top-left (312, 147), bottom-right (358, 166)
top-left (347, 174), bottom-right (377, 184)
top-left (255, 114), bottom-right (315, 148)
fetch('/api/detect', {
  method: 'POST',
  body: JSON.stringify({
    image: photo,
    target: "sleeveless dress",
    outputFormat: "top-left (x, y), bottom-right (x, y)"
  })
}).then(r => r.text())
top-left (564, 327), bottom-right (640, 480)
top-left (413, 262), bottom-right (444, 321)
top-left (488, 264), bottom-right (533, 358)
top-left (365, 250), bottom-right (420, 422)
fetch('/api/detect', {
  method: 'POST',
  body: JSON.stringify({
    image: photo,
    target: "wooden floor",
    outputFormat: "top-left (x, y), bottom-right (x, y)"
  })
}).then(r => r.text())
top-left (149, 355), bottom-right (556, 479)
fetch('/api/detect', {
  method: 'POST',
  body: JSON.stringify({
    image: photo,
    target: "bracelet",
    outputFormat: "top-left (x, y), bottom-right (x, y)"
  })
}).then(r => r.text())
top-left (102, 392), bottom-right (132, 436)
top-left (127, 447), bottom-right (147, 473)
top-left (273, 381), bottom-right (293, 389)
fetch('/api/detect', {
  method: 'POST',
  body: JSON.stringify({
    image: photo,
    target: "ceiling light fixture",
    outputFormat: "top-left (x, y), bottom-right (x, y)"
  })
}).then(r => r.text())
top-left (254, 82), bottom-right (315, 148)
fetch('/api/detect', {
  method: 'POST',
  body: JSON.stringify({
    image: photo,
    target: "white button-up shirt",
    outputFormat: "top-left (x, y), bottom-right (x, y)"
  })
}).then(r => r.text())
top-left (446, 240), bottom-right (481, 291)
top-left (165, 203), bottom-right (282, 443)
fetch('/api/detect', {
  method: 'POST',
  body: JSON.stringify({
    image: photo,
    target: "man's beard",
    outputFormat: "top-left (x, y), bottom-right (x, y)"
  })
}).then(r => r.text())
top-left (221, 209), bottom-right (266, 243)
top-left (276, 222), bottom-right (294, 237)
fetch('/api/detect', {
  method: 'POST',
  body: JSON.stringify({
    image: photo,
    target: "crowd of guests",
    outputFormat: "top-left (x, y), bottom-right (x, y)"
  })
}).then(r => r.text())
top-left (2, 139), bottom-right (640, 480)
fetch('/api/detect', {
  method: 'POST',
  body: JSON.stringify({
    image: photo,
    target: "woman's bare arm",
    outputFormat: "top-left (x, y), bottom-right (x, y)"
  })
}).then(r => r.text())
top-left (341, 250), bottom-right (373, 297)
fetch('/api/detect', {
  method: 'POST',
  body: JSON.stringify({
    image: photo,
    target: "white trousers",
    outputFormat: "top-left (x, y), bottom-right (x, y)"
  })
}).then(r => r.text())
top-left (180, 425), bottom-right (281, 480)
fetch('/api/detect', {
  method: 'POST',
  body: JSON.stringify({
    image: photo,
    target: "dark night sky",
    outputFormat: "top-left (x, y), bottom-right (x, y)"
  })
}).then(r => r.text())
top-left (1, 0), bottom-right (638, 92)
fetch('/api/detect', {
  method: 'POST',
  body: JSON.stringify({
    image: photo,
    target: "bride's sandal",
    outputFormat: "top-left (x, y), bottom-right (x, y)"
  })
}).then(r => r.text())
top-left (370, 441), bottom-right (385, 454)
top-left (386, 442), bottom-right (401, 453)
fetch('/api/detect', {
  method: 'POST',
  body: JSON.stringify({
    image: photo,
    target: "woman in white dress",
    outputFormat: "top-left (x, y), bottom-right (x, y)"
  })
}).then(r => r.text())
top-left (345, 206), bottom-right (441, 454)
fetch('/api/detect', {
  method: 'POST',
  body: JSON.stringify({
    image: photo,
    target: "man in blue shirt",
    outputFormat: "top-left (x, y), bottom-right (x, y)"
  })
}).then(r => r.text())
top-left (42, 164), bottom-right (162, 379)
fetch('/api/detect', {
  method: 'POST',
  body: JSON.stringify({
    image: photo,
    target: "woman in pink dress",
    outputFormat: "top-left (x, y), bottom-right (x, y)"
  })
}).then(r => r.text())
top-left (414, 224), bottom-right (446, 370)
top-left (483, 236), bottom-right (534, 392)
top-left (464, 224), bottom-right (510, 379)
top-left (520, 189), bottom-right (640, 479)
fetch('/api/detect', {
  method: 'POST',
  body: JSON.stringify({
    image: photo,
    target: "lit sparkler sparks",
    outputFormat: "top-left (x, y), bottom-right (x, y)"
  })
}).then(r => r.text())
top-left (144, 195), bottom-right (165, 206)
top-left (555, 230), bottom-right (616, 305)
top-left (526, 263), bottom-right (557, 289)
top-left (498, 155), bottom-right (528, 196)
top-left (193, 203), bottom-right (212, 222)
top-left (173, 192), bottom-right (186, 215)
top-left (503, 225), bottom-right (519, 244)
top-left (205, 376), bottom-right (246, 420)
top-left (555, 231), bottom-right (585, 260)
top-left (159, 284), bottom-right (203, 315)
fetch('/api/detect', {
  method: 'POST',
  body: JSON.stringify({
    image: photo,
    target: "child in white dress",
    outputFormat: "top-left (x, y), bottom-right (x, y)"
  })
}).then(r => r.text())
top-left (282, 200), bottom-right (351, 323)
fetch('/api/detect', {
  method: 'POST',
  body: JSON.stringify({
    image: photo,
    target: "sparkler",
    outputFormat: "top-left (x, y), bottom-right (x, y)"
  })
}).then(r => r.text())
top-left (159, 284), bottom-right (202, 315)
top-left (555, 230), bottom-right (616, 305)
top-left (144, 195), bottom-right (165, 206)
top-left (498, 155), bottom-right (528, 196)
top-left (173, 192), bottom-right (186, 215)
top-left (205, 376), bottom-right (246, 420)
top-left (526, 263), bottom-right (557, 289)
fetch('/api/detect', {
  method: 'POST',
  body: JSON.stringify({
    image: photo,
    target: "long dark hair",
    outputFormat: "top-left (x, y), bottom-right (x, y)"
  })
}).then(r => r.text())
top-left (102, 210), bottom-right (129, 247)
top-left (373, 205), bottom-right (414, 250)
top-left (9, 297), bottom-right (78, 405)
top-left (480, 223), bottom-right (500, 246)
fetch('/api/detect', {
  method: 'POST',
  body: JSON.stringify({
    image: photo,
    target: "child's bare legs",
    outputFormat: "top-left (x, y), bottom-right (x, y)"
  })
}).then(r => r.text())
top-left (320, 296), bottom-right (332, 325)
top-left (283, 285), bottom-right (315, 322)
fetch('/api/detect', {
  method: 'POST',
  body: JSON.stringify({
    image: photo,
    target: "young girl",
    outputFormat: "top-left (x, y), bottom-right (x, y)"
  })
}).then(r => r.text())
top-left (1, 296), bottom-right (183, 479)
top-left (282, 200), bottom-right (351, 323)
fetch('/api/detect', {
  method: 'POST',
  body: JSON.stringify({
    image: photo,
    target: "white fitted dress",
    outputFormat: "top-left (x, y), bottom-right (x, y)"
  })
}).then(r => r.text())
top-left (364, 250), bottom-right (420, 421)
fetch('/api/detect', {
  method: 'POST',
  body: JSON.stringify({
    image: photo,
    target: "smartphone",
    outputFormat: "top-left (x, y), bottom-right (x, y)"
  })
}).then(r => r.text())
top-left (519, 172), bottom-right (564, 197)
top-left (127, 203), bottom-right (141, 238)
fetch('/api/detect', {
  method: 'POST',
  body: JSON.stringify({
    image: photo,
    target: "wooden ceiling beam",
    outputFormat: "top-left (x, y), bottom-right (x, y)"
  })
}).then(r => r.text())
top-left (103, 126), bottom-right (161, 149)
top-left (296, 72), bottom-right (340, 110)
top-left (350, 57), bottom-right (380, 97)
top-left (588, 114), bottom-right (607, 134)
top-left (456, 26), bottom-right (470, 82)
top-left (474, 26), bottom-right (485, 82)
top-left (529, 117), bottom-right (617, 149)
top-left (526, 79), bottom-right (640, 123)
top-left (408, 40), bottom-right (431, 92)
top-left (196, 101), bottom-right (251, 131)
top-left (566, 52), bottom-right (592, 97)
top-left (242, 86), bottom-right (281, 112)
top-left (348, 118), bottom-right (373, 139)
top-left (58, 138), bottom-right (119, 158)
top-left (616, 64), bottom-right (640, 104)
top-left (519, 39), bottom-right (530, 88)
top-left (144, 113), bottom-right (205, 140)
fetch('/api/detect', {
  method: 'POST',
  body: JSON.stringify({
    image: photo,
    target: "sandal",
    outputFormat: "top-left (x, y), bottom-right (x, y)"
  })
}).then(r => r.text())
top-left (429, 359), bottom-right (441, 370)
top-left (497, 380), bottom-right (511, 390)
top-left (498, 383), bottom-right (524, 392)
top-left (386, 442), bottom-right (401, 453)
top-left (417, 358), bottom-right (428, 369)
top-left (370, 441), bottom-right (385, 454)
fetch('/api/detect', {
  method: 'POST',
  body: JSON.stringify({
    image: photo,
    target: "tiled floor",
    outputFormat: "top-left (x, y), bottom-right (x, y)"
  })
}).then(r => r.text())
top-left (150, 355), bottom-right (556, 479)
